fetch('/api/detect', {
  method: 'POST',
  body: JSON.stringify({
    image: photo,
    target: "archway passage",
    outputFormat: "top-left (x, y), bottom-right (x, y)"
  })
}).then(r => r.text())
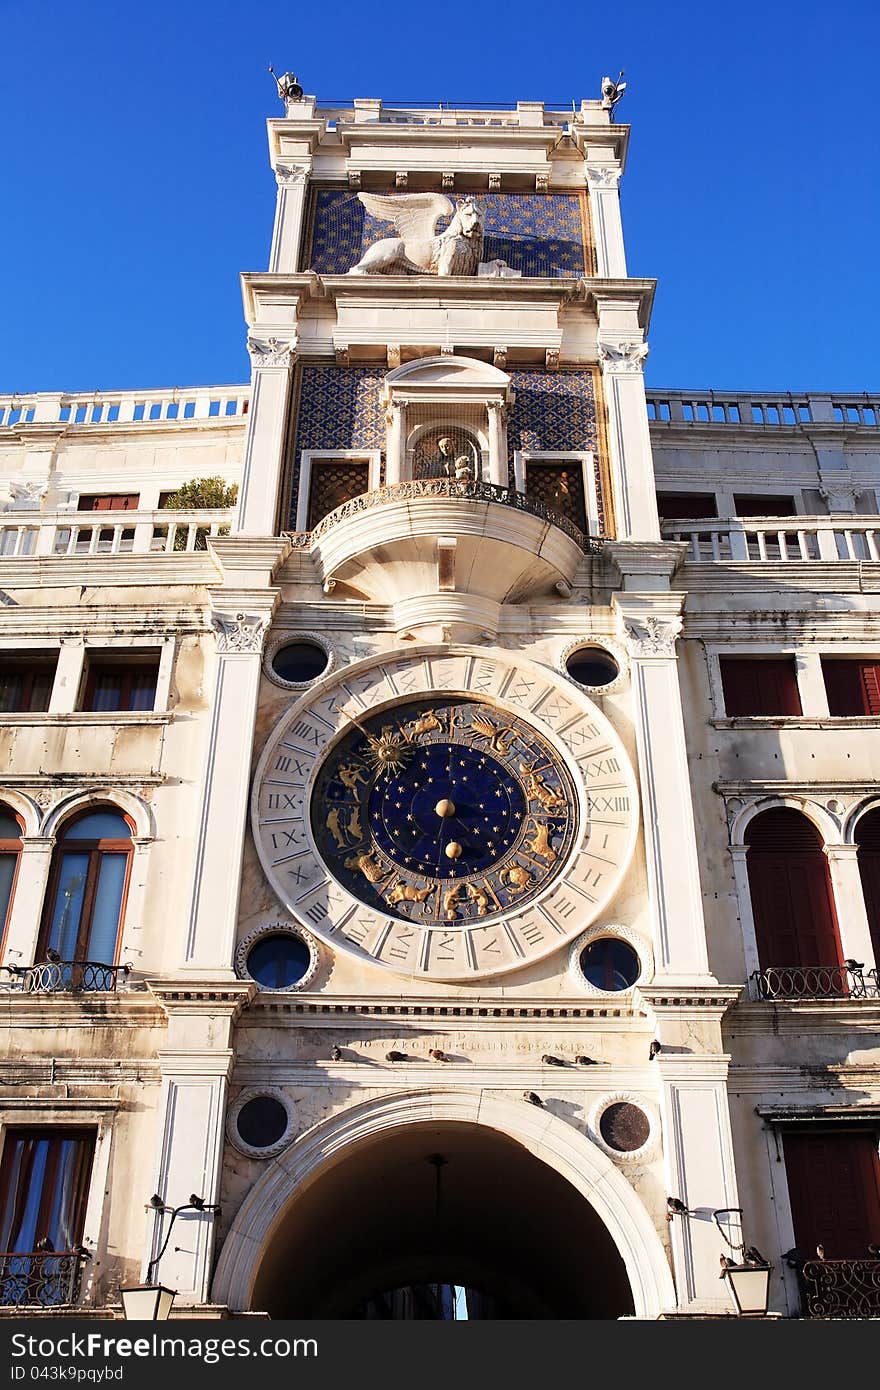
top-left (250, 1122), bottom-right (635, 1319)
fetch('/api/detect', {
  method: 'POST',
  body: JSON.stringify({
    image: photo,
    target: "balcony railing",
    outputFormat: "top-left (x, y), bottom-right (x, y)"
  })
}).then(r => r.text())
top-left (662, 516), bottom-right (880, 563)
top-left (0, 386), bottom-right (249, 429)
top-left (749, 965), bottom-right (879, 1001)
top-left (286, 477), bottom-right (602, 554)
top-left (647, 389), bottom-right (880, 428)
top-left (0, 1250), bottom-right (87, 1308)
top-left (2, 960), bottom-right (131, 994)
top-left (0, 509), bottom-right (233, 559)
top-left (799, 1258), bottom-right (880, 1319)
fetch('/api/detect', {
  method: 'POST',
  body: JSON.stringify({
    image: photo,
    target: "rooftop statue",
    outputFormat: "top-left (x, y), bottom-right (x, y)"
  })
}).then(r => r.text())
top-left (347, 194), bottom-right (484, 276)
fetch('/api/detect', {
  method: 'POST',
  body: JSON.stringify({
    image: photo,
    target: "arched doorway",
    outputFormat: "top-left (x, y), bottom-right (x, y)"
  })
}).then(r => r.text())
top-left (212, 1090), bottom-right (675, 1319)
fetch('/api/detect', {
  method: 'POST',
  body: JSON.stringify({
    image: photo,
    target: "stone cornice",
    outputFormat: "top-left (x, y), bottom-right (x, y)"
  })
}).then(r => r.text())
top-left (637, 985), bottom-right (742, 1020)
top-left (728, 999), bottom-right (880, 1033)
top-left (650, 419), bottom-right (880, 447)
top-left (245, 994), bottom-right (647, 1027)
top-left (0, 555), bottom-right (223, 588)
top-left (147, 980), bottom-right (257, 1020)
top-left (208, 536), bottom-right (291, 591)
top-left (672, 561), bottom-right (880, 595)
top-left (605, 541), bottom-right (688, 585)
top-left (0, 992), bottom-right (165, 1027)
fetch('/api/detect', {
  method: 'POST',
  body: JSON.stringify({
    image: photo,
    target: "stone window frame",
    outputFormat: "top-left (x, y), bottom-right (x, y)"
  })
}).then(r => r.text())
top-left (568, 922), bottom-right (653, 997)
top-left (226, 1087), bottom-right (296, 1160)
top-left (557, 635), bottom-right (629, 697)
top-left (0, 1099), bottom-right (117, 1307)
top-left (263, 631), bottom-right (336, 692)
top-left (234, 920), bottom-right (321, 993)
top-left (588, 1092), bottom-right (659, 1164)
top-left (0, 635), bottom-right (176, 717)
top-left (294, 450), bottom-right (381, 533)
top-left (707, 642), bottom-right (880, 722)
top-left (512, 450), bottom-right (601, 536)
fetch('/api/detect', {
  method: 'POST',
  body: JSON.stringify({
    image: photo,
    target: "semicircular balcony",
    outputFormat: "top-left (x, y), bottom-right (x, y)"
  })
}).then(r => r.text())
top-left (287, 477), bottom-right (600, 640)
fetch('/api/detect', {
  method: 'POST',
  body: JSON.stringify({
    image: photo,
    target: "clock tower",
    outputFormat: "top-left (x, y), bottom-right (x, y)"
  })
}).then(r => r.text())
top-left (162, 81), bottom-right (741, 1319)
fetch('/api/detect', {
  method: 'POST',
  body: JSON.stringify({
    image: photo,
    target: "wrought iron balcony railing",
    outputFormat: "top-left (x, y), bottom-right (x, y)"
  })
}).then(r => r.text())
top-left (0, 1250), bottom-right (87, 1308)
top-left (799, 1258), bottom-right (880, 1319)
top-left (2, 960), bottom-right (131, 994)
top-left (286, 478), bottom-right (603, 555)
top-left (749, 964), bottom-right (879, 1001)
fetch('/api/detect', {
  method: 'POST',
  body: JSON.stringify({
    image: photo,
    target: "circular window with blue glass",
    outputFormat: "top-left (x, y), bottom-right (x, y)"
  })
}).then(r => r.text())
top-left (570, 926), bottom-right (649, 995)
top-left (235, 922), bottom-right (319, 991)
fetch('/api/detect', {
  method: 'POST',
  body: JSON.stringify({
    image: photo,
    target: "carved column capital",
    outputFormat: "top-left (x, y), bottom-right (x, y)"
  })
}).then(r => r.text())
top-left (597, 338), bottom-right (649, 375)
top-left (585, 165), bottom-right (622, 189)
top-left (274, 163), bottom-right (308, 188)
top-left (211, 611), bottom-right (270, 655)
top-left (623, 615), bottom-right (683, 658)
top-left (246, 336), bottom-right (297, 369)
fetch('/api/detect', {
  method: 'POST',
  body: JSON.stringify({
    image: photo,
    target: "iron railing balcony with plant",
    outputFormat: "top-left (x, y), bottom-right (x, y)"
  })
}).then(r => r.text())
top-left (0, 1249), bottom-right (88, 1308)
top-left (749, 964), bottom-right (880, 1001)
top-left (1, 960), bottom-right (131, 994)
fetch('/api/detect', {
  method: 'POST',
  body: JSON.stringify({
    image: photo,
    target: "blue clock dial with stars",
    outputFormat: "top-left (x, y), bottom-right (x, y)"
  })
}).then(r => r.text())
top-left (311, 698), bottom-right (578, 927)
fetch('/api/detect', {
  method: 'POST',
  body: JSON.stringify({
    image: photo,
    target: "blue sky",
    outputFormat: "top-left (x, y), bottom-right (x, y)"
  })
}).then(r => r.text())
top-left (3, 0), bottom-right (878, 394)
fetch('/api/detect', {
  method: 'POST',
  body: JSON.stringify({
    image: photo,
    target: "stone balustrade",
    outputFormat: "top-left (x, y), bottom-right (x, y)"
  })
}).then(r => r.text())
top-left (0, 386), bottom-right (250, 429)
top-left (662, 516), bottom-right (880, 563)
top-left (0, 509), bottom-right (233, 558)
top-left (647, 389), bottom-right (880, 428)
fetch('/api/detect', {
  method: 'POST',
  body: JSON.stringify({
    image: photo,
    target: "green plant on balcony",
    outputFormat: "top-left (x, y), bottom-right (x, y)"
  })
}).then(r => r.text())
top-left (159, 477), bottom-right (237, 550)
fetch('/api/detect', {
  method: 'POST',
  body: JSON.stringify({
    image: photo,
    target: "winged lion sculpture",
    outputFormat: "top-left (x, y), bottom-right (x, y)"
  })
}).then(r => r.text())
top-left (347, 193), bottom-right (484, 277)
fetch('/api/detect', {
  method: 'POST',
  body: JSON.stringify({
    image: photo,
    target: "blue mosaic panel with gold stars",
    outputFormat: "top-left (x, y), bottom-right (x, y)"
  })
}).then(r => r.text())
top-left (308, 191), bottom-right (589, 278)
top-left (508, 369), bottom-right (606, 534)
top-left (311, 697), bottom-right (578, 927)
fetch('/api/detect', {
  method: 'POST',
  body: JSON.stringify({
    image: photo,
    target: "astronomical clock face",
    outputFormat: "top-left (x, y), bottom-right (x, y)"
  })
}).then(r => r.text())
top-left (251, 649), bottom-right (638, 981)
top-left (311, 698), bottom-right (578, 927)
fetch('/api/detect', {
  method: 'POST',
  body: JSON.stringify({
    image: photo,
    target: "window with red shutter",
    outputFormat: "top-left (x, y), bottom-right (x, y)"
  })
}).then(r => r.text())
top-left (822, 659), bottom-right (880, 716)
top-left (855, 808), bottom-right (880, 963)
top-left (720, 657), bottom-right (802, 716)
top-left (745, 809), bottom-right (842, 969)
top-left (782, 1131), bottom-right (880, 1259)
top-left (77, 495), bottom-right (140, 511)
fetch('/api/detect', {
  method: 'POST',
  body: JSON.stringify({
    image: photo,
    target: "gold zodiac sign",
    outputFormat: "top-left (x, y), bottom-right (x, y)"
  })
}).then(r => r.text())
top-left (407, 709), bottom-right (443, 738)
top-left (326, 805), bottom-right (365, 849)
top-left (362, 724), bottom-right (414, 776)
top-left (442, 885), bottom-right (463, 920)
top-left (524, 818), bottom-right (557, 862)
top-left (519, 763), bottom-right (568, 812)
top-left (344, 851), bottom-right (389, 884)
top-left (470, 714), bottom-right (517, 756)
top-left (337, 761), bottom-right (369, 792)
top-left (499, 864), bottom-right (533, 895)
top-left (466, 884), bottom-right (491, 916)
top-left (386, 882), bottom-right (433, 909)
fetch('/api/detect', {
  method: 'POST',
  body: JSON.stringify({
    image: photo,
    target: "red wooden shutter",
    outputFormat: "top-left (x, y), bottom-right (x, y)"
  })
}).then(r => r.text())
top-left (745, 811), bottom-right (842, 967)
top-left (782, 1131), bottom-right (880, 1258)
top-left (855, 808), bottom-right (880, 962)
top-left (720, 658), bottom-right (802, 716)
top-left (822, 659), bottom-right (880, 715)
top-left (859, 663), bottom-right (880, 716)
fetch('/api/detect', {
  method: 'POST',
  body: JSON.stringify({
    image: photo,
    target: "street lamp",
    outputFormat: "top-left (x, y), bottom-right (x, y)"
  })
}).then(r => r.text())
top-left (713, 1209), bottom-right (772, 1317)
top-left (120, 1193), bottom-right (221, 1321)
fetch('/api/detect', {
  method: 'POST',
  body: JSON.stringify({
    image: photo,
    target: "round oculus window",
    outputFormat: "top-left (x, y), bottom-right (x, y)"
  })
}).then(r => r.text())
top-left (565, 646), bottom-right (619, 688)
top-left (599, 1101), bottom-right (651, 1153)
top-left (246, 932), bottom-right (313, 990)
top-left (270, 640), bottom-right (329, 685)
top-left (235, 1095), bottom-right (289, 1150)
top-left (578, 937), bottom-right (641, 991)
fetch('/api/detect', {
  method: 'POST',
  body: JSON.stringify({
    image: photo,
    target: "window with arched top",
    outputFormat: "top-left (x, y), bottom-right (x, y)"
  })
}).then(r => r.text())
top-left (0, 807), bottom-right (23, 955)
top-left (411, 426), bottom-right (482, 482)
top-left (854, 808), bottom-right (880, 963)
top-left (37, 809), bottom-right (133, 977)
top-left (745, 808), bottom-right (842, 970)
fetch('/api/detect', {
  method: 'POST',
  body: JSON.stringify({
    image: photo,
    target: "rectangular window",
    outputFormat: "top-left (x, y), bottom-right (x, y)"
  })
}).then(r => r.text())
top-left (77, 495), bottom-right (140, 511)
top-left (80, 652), bottom-right (160, 713)
top-left (0, 1129), bottom-right (94, 1311)
top-left (0, 656), bottom-right (57, 713)
top-left (656, 492), bottom-right (718, 520)
top-left (782, 1130), bottom-right (880, 1259)
top-left (821, 659), bottom-right (880, 716)
top-left (524, 462), bottom-right (589, 533)
top-left (307, 460), bottom-right (370, 530)
top-left (719, 656), bottom-right (802, 716)
top-left (733, 494), bottom-right (797, 517)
